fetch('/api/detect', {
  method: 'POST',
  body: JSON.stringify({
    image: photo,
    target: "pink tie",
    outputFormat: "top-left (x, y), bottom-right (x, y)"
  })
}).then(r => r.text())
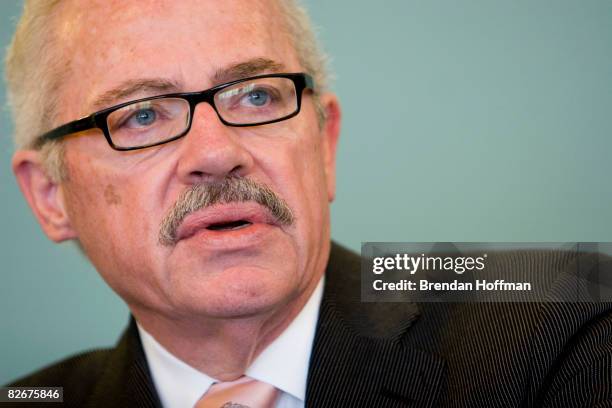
top-left (194, 376), bottom-right (280, 408)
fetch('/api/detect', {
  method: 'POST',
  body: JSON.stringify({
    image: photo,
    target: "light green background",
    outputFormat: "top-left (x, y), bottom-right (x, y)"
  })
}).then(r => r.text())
top-left (1, 0), bottom-right (611, 384)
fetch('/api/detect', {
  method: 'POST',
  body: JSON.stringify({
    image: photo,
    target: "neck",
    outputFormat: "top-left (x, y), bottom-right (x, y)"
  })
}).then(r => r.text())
top-left (131, 273), bottom-right (323, 381)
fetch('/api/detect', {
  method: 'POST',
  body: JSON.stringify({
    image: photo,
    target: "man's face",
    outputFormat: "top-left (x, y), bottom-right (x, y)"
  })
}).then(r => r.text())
top-left (43, 0), bottom-right (339, 319)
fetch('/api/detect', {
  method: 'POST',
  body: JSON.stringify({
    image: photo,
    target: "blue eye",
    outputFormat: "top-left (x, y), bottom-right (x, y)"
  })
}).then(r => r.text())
top-left (130, 108), bottom-right (157, 127)
top-left (246, 90), bottom-right (270, 107)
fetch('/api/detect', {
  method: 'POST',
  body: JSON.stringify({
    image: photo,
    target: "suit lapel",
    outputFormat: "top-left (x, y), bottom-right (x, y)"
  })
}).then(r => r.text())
top-left (86, 319), bottom-right (163, 408)
top-left (306, 243), bottom-right (447, 407)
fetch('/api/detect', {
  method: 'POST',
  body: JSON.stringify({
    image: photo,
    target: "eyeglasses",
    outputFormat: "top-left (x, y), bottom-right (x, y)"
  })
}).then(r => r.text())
top-left (35, 73), bottom-right (315, 151)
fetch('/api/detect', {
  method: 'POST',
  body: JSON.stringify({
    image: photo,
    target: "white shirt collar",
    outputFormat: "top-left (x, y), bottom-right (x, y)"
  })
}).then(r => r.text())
top-left (138, 276), bottom-right (324, 408)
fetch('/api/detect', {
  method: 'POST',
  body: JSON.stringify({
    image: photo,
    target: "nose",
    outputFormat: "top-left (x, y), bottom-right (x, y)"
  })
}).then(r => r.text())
top-left (175, 103), bottom-right (254, 184)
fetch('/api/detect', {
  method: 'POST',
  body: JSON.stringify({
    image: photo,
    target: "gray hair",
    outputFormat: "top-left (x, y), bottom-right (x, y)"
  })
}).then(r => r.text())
top-left (4, 0), bottom-right (331, 181)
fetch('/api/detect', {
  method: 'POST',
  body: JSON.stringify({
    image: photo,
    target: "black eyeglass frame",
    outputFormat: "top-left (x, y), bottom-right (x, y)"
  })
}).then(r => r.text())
top-left (35, 72), bottom-right (315, 151)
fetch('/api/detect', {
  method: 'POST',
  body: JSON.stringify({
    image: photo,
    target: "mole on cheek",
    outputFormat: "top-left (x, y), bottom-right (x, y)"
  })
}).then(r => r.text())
top-left (104, 184), bottom-right (122, 205)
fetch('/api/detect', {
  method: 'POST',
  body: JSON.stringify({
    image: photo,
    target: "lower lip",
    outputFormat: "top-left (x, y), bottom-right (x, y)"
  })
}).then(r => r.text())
top-left (179, 222), bottom-right (276, 249)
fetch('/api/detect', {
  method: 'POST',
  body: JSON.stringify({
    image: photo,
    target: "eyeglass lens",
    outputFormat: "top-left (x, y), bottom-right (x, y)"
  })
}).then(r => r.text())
top-left (106, 76), bottom-right (298, 149)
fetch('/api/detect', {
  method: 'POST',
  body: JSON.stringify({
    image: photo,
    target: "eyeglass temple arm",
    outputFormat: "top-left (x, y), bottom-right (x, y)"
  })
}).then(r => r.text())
top-left (35, 116), bottom-right (97, 148)
top-left (304, 74), bottom-right (315, 91)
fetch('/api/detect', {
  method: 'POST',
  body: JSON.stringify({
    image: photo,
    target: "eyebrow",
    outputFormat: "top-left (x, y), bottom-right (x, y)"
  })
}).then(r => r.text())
top-left (91, 79), bottom-right (180, 111)
top-left (90, 57), bottom-right (287, 112)
top-left (212, 57), bottom-right (286, 84)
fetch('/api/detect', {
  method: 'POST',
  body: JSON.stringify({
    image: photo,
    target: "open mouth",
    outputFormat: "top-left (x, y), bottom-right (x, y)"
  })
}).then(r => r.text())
top-left (205, 220), bottom-right (253, 231)
top-left (173, 202), bottom-right (280, 243)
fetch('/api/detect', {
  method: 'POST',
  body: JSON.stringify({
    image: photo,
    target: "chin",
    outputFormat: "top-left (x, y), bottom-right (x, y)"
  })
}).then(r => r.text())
top-left (170, 265), bottom-right (298, 319)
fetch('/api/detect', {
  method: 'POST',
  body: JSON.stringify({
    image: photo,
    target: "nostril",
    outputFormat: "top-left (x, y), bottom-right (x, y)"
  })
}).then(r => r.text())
top-left (187, 170), bottom-right (214, 185)
top-left (229, 165), bottom-right (244, 177)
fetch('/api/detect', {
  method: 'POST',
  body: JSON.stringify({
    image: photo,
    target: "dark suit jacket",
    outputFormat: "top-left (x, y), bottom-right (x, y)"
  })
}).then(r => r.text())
top-left (8, 243), bottom-right (612, 407)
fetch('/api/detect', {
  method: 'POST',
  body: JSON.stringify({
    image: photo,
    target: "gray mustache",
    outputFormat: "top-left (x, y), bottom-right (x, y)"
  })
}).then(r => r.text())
top-left (159, 176), bottom-right (294, 246)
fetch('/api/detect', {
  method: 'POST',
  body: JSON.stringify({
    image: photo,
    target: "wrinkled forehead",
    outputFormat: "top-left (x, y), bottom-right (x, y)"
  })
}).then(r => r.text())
top-left (50, 0), bottom-right (299, 119)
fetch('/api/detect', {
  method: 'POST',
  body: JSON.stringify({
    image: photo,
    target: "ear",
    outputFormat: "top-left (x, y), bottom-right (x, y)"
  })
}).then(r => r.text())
top-left (319, 93), bottom-right (341, 202)
top-left (12, 150), bottom-right (77, 242)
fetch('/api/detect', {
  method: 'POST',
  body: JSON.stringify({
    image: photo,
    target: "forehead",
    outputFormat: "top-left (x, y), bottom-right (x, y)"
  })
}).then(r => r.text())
top-left (52, 0), bottom-right (298, 117)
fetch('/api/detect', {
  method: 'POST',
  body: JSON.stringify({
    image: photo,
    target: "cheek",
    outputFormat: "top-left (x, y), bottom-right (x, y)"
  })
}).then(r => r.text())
top-left (291, 130), bottom-right (329, 198)
top-left (62, 151), bottom-right (161, 268)
top-left (62, 159), bottom-right (169, 304)
top-left (246, 125), bottom-right (330, 230)
top-left (62, 138), bottom-right (173, 238)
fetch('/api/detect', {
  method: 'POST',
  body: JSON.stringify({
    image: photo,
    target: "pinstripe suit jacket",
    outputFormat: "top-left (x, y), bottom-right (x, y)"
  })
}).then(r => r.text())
top-left (8, 243), bottom-right (612, 407)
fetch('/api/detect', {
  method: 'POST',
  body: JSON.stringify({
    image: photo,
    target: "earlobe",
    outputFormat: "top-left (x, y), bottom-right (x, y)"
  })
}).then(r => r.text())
top-left (12, 150), bottom-right (77, 242)
top-left (320, 93), bottom-right (342, 202)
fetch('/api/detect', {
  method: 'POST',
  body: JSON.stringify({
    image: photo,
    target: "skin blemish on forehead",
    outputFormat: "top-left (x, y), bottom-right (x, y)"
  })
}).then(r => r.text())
top-left (104, 184), bottom-right (122, 206)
